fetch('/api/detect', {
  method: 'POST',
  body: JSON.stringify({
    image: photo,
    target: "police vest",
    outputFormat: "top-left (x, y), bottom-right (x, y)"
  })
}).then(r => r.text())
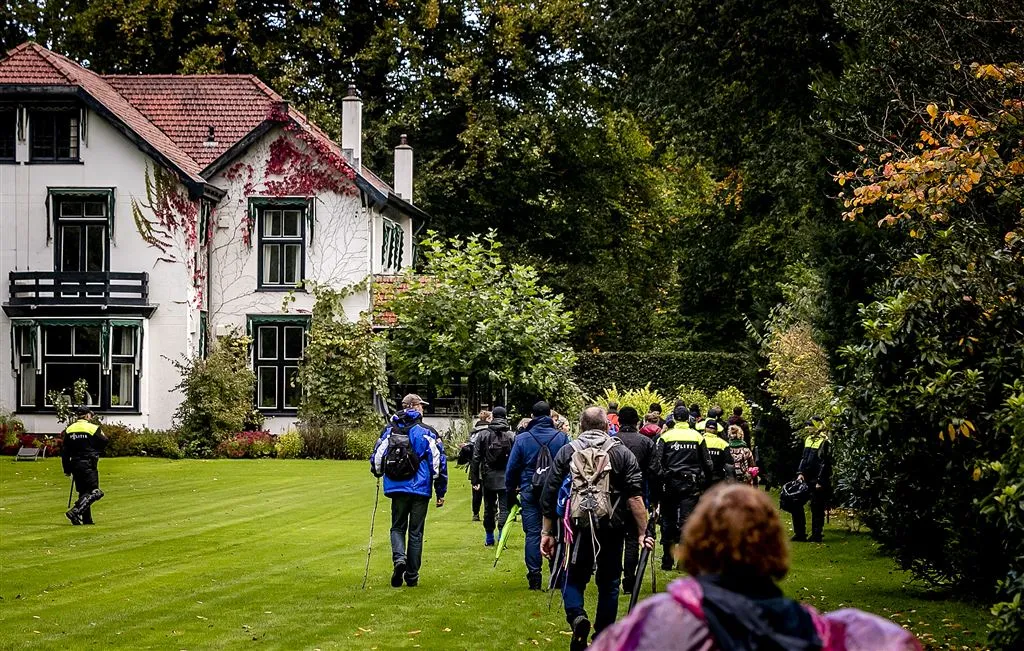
top-left (804, 435), bottom-right (827, 450)
top-left (695, 419), bottom-right (724, 434)
top-left (704, 435), bottom-right (728, 452)
top-left (661, 429), bottom-right (704, 448)
top-left (66, 419), bottom-right (100, 440)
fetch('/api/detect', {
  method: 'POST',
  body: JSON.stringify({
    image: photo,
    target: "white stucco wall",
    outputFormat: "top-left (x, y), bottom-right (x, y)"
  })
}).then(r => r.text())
top-left (0, 107), bottom-right (198, 433)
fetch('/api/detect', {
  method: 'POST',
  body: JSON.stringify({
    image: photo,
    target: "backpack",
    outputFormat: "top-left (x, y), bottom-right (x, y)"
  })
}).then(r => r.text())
top-left (383, 422), bottom-right (422, 481)
top-left (730, 446), bottom-right (752, 480)
top-left (567, 437), bottom-right (619, 527)
top-left (485, 431), bottom-right (513, 470)
top-left (456, 442), bottom-right (474, 466)
top-left (529, 432), bottom-right (554, 491)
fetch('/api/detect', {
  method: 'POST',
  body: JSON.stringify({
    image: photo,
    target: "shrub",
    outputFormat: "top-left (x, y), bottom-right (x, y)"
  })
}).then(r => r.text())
top-left (593, 384), bottom-right (669, 415)
top-left (172, 336), bottom-right (255, 458)
top-left (275, 429), bottom-right (303, 459)
top-left (216, 431), bottom-right (275, 459)
top-left (574, 351), bottom-right (755, 399)
top-left (104, 423), bottom-right (142, 457)
top-left (711, 386), bottom-right (748, 416)
top-left (298, 420), bottom-right (385, 460)
top-left (137, 429), bottom-right (184, 459)
top-left (10, 433), bottom-right (61, 456)
top-left (345, 422), bottom-right (383, 461)
top-left (102, 423), bottom-right (182, 459)
top-left (674, 386), bottom-right (710, 415)
top-left (1, 410), bottom-right (26, 453)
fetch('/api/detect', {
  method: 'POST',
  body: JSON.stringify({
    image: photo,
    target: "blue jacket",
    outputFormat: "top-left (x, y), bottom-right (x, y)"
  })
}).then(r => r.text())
top-left (370, 410), bottom-right (448, 499)
top-left (505, 416), bottom-right (570, 499)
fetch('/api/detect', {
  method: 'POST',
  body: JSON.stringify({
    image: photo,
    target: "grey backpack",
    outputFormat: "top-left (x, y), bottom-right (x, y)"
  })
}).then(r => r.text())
top-left (568, 437), bottom-right (619, 527)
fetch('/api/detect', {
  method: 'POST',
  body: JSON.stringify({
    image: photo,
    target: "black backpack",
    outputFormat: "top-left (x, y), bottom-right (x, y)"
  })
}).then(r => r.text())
top-left (485, 431), bottom-right (513, 470)
top-left (456, 442), bottom-right (474, 466)
top-left (529, 432), bottom-right (554, 491)
top-left (383, 422), bottom-right (421, 481)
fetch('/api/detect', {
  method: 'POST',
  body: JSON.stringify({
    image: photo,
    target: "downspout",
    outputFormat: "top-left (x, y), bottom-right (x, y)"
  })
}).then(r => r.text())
top-left (206, 203), bottom-right (214, 349)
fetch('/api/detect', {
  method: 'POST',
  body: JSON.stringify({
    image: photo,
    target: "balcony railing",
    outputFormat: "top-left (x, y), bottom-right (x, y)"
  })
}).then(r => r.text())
top-left (7, 271), bottom-right (150, 306)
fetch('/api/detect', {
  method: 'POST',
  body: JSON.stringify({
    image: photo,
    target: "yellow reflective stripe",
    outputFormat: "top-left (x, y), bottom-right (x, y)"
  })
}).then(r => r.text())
top-left (66, 420), bottom-right (99, 435)
top-left (704, 436), bottom-right (727, 450)
top-left (805, 436), bottom-right (826, 450)
top-left (661, 431), bottom-right (704, 444)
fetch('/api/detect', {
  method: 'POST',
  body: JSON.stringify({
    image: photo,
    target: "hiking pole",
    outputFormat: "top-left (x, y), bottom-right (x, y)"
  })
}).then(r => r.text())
top-left (361, 477), bottom-right (381, 590)
top-left (67, 476), bottom-right (75, 509)
top-left (629, 508), bottom-right (659, 613)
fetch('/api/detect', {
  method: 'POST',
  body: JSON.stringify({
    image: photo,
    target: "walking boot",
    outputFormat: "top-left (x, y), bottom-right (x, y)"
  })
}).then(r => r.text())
top-left (485, 532), bottom-right (495, 546)
top-left (65, 508), bottom-right (82, 525)
top-left (391, 561), bottom-right (406, 588)
top-left (569, 615), bottom-right (591, 651)
top-left (528, 572), bottom-right (542, 591)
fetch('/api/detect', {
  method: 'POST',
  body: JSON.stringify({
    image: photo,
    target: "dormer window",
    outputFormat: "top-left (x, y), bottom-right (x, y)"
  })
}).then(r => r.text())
top-left (0, 108), bottom-right (15, 161)
top-left (30, 108), bottom-right (80, 162)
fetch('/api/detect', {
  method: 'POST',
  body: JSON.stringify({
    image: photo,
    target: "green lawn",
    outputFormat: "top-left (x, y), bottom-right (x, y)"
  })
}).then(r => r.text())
top-left (0, 458), bottom-right (990, 650)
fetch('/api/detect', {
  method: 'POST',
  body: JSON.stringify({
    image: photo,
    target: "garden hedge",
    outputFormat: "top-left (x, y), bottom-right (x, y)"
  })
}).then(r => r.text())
top-left (573, 351), bottom-right (758, 400)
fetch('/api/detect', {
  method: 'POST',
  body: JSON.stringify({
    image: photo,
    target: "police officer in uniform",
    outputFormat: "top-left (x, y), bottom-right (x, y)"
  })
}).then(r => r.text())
top-left (702, 419), bottom-right (734, 483)
top-left (793, 418), bottom-right (832, 542)
top-left (655, 416), bottom-right (713, 570)
top-left (61, 406), bottom-right (108, 525)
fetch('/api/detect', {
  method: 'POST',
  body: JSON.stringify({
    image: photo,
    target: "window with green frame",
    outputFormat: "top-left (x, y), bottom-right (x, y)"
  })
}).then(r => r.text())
top-left (248, 315), bottom-right (309, 413)
top-left (381, 218), bottom-right (404, 272)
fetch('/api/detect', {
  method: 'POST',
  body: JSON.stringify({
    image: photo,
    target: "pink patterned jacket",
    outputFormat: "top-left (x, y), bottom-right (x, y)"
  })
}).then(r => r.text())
top-left (590, 578), bottom-right (923, 651)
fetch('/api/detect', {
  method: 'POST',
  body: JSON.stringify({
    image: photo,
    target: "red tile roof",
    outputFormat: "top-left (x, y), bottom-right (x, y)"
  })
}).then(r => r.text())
top-left (1, 42), bottom-right (398, 195)
top-left (104, 75), bottom-right (284, 169)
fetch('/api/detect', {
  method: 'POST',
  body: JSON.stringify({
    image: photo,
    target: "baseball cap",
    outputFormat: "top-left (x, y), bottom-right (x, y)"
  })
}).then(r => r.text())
top-left (704, 419), bottom-right (719, 431)
top-left (401, 393), bottom-right (429, 408)
top-left (492, 406), bottom-right (507, 418)
top-left (73, 405), bottom-right (93, 417)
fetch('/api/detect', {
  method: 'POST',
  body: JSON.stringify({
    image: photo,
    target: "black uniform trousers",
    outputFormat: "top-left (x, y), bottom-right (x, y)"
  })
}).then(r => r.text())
top-left (69, 458), bottom-right (100, 524)
top-left (792, 485), bottom-right (828, 540)
top-left (660, 490), bottom-right (700, 566)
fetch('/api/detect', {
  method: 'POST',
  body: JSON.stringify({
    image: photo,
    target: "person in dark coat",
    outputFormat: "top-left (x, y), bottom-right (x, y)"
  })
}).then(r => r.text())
top-left (615, 407), bottom-right (660, 594)
top-left (727, 406), bottom-right (752, 446)
top-left (793, 417), bottom-right (832, 543)
top-left (471, 406), bottom-right (515, 546)
top-left (62, 406), bottom-right (108, 525)
top-left (468, 410), bottom-right (492, 521)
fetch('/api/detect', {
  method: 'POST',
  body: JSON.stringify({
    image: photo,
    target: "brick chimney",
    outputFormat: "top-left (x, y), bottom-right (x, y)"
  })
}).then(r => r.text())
top-left (394, 134), bottom-right (413, 203)
top-left (341, 84), bottom-right (362, 172)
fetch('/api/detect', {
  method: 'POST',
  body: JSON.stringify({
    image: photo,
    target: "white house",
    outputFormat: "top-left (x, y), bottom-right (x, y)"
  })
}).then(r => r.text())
top-left (0, 42), bottom-right (425, 434)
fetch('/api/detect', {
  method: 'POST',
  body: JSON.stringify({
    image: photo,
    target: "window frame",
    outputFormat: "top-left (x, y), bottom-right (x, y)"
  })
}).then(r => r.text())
top-left (52, 194), bottom-right (110, 276)
top-left (29, 107), bottom-right (81, 163)
top-left (256, 204), bottom-right (306, 291)
top-left (381, 218), bottom-right (404, 273)
top-left (14, 321), bottom-right (142, 415)
top-left (0, 106), bottom-right (16, 162)
top-left (249, 317), bottom-right (308, 415)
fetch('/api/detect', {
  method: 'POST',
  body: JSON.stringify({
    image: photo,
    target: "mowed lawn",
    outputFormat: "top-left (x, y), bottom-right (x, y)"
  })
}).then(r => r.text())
top-left (0, 458), bottom-right (991, 650)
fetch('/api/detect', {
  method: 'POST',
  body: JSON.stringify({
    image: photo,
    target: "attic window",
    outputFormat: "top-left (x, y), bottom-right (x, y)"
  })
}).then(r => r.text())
top-left (30, 108), bottom-right (80, 162)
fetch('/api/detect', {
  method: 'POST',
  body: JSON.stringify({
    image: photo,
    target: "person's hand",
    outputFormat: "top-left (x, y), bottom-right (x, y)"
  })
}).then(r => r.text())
top-left (815, 483), bottom-right (822, 490)
top-left (641, 535), bottom-right (655, 551)
top-left (472, 484), bottom-right (480, 491)
top-left (797, 473), bottom-right (805, 483)
top-left (541, 533), bottom-right (556, 559)
top-left (436, 497), bottom-right (445, 508)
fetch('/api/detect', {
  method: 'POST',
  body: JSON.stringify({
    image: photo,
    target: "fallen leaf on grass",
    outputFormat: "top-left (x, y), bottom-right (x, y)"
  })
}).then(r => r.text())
top-left (196, 616), bottom-right (207, 620)
top-left (443, 628), bottom-right (451, 632)
top-left (357, 627), bottom-right (372, 633)
top-left (407, 630), bottom-right (421, 635)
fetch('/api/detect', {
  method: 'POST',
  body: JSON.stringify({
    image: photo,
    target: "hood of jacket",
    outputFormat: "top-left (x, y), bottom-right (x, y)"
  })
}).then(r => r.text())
top-left (488, 418), bottom-right (511, 433)
top-left (696, 574), bottom-right (821, 651)
top-left (576, 429), bottom-right (611, 447)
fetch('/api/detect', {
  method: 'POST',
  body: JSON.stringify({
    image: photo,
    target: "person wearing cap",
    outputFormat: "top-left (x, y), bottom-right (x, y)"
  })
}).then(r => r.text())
top-left (655, 410), bottom-right (713, 570)
top-left (695, 407), bottom-right (725, 436)
top-left (792, 417), bottom-right (832, 543)
top-left (370, 394), bottom-right (448, 587)
top-left (61, 406), bottom-right (108, 525)
top-left (663, 400), bottom-right (689, 430)
top-left (471, 406), bottom-right (515, 546)
top-left (505, 400), bottom-right (571, 590)
top-left (702, 419), bottom-right (733, 484)
top-left (614, 406), bottom-right (660, 594)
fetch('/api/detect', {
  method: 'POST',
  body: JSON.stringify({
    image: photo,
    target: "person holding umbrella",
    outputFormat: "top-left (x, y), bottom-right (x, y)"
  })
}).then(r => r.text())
top-left (62, 406), bottom-right (108, 525)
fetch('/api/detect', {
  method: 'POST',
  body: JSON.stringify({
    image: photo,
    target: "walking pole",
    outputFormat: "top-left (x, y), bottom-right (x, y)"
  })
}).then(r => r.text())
top-left (361, 477), bottom-right (381, 590)
top-left (67, 476), bottom-right (76, 509)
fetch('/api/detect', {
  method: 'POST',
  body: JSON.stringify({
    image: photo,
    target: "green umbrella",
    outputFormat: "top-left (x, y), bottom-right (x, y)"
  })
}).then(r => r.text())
top-left (493, 503), bottom-right (522, 567)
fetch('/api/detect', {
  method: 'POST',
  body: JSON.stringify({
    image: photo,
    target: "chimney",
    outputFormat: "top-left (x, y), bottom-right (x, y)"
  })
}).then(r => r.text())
top-left (394, 134), bottom-right (413, 203)
top-left (341, 84), bottom-right (362, 172)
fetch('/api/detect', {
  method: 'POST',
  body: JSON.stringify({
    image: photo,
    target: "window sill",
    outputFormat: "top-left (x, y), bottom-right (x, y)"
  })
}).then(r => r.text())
top-left (0, 159), bottom-right (17, 165)
top-left (27, 159), bottom-right (84, 165)
top-left (16, 407), bottom-right (143, 416)
top-left (255, 286), bottom-right (307, 293)
top-left (258, 409), bottom-right (300, 418)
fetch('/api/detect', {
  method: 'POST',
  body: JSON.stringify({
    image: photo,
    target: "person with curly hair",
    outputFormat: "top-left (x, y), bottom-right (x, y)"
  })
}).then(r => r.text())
top-left (590, 483), bottom-right (922, 651)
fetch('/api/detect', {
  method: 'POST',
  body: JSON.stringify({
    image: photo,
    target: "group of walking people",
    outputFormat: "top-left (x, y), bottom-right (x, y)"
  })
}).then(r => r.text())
top-left (368, 395), bottom-right (917, 651)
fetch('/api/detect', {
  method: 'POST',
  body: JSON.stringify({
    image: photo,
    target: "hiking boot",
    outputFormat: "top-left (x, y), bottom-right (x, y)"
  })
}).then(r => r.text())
top-left (808, 535), bottom-right (823, 543)
top-left (569, 615), bottom-right (591, 651)
top-left (472, 514), bottom-right (481, 522)
top-left (391, 562), bottom-right (405, 588)
top-left (660, 556), bottom-right (674, 571)
top-left (65, 509), bottom-right (82, 526)
top-left (405, 577), bottom-right (418, 588)
top-left (528, 573), bottom-right (542, 591)
top-left (790, 534), bottom-right (807, 543)
top-left (622, 577), bottom-right (635, 595)
top-left (485, 532), bottom-right (495, 546)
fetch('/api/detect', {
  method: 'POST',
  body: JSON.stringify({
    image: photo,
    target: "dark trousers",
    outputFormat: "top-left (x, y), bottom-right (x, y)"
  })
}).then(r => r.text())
top-left (562, 526), bottom-right (626, 635)
top-left (482, 487), bottom-right (509, 534)
top-left (660, 491), bottom-right (700, 565)
top-left (623, 517), bottom-right (640, 589)
top-left (519, 489), bottom-right (543, 579)
top-left (69, 458), bottom-right (101, 524)
top-left (389, 493), bottom-right (429, 582)
top-left (472, 485), bottom-right (483, 517)
top-left (792, 486), bottom-right (828, 539)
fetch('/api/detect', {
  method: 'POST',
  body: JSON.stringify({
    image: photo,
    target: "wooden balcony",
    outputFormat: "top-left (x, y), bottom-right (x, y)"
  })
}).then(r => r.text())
top-left (4, 271), bottom-right (157, 316)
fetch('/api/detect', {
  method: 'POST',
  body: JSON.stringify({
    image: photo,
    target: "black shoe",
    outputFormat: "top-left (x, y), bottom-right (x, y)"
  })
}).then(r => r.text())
top-left (660, 557), bottom-right (673, 571)
top-left (391, 562), bottom-right (405, 588)
top-left (528, 573), bottom-right (542, 591)
top-left (622, 577), bottom-right (635, 595)
top-left (65, 509), bottom-right (82, 526)
top-left (472, 514), bottom-right (481, 522)
top-left (791, 534), bottom-right (807, 542)
top-left (808, 535), bottom-right (823, 543)
top-left (570, 615), bottom-right (591, 651)
top-left (405, 577), bottom-right (418, 587)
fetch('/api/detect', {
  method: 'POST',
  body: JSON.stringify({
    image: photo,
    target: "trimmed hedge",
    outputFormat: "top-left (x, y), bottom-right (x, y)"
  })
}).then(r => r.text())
top-left (574, 351), bottom-right (757, 400)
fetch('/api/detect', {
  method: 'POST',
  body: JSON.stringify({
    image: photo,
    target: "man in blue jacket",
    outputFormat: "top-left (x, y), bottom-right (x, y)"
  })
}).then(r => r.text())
top-left (505, 400), bottom-right (571, 590)
top-left (370, 394), bottom-right (448, 588)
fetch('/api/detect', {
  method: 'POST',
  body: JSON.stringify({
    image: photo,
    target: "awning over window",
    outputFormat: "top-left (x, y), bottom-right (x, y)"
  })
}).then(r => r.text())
top-left (9, 318), bottom-right (143, 375)
top-left (45, 187), bottom-right (116, 242)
